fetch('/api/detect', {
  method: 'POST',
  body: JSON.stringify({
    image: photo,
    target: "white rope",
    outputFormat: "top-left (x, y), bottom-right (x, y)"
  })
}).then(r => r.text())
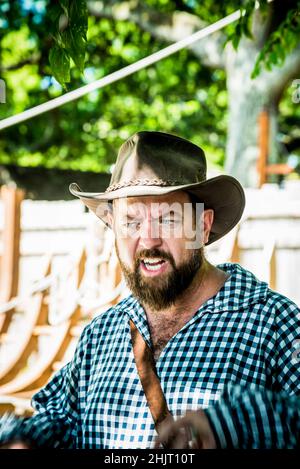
top-left (0, 9), bottom-right (241, 131)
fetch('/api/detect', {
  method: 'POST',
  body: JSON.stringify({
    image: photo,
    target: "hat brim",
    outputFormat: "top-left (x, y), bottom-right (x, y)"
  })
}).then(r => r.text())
top-left (69, 175), bottom-right (245, 245)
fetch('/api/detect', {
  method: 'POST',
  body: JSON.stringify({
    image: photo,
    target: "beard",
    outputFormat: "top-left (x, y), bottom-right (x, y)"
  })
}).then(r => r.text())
top-left (115, 244), bottom-right (204, 311)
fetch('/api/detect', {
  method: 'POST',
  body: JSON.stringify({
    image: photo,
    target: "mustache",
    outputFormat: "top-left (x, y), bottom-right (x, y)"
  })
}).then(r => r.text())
top-left (135, 248), bottom-right (174, 264)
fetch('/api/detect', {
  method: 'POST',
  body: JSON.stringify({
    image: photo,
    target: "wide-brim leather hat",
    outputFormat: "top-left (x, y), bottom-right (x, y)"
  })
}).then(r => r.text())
top-left (69, 131), bottom-right (245, 245)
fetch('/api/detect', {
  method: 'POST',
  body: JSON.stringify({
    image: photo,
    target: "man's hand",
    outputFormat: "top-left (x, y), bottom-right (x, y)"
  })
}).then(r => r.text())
top-left (155, 410), bottom-right (217, 449)
top-left (0, 440), bottom-right (31, 449)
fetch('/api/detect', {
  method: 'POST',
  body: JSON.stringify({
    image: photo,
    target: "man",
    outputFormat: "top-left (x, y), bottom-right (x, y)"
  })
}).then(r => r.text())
top-left (0, 131), bottom-right (299, 448)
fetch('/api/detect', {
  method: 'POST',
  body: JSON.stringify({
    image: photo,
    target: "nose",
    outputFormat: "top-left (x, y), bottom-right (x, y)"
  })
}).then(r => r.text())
top-left (138, 217), bottom-right (163, 250)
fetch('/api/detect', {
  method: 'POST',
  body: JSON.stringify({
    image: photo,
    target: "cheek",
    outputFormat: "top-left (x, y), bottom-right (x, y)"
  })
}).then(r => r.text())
top-left (116, 238), bottom-right (135, 265)
top-left (165, 240), bottom-right (182, 264)
top-left (183, 216), bottom-right (205, 247)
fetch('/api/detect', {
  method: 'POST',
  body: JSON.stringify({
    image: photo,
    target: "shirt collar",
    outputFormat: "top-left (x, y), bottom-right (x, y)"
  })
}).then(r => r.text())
top-left (123, 262), bottom-right (269, 333)
top-left (203, 262), bottom-right (269, 313)
top-left (123, 296), bottom-right (151, 344)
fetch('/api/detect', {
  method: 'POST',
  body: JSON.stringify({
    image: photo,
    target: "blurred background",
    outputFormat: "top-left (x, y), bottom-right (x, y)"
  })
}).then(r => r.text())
top-left (0, 0), bottom-right (299, 415)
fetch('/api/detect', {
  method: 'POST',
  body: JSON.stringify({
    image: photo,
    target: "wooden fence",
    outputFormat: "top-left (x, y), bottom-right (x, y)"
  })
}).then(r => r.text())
top-left (0, 184), bottom-right (299, 307)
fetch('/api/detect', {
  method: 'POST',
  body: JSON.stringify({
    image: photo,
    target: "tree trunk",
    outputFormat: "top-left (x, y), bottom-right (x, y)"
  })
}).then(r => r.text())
top-left (225, 40), bottom-right (280, 187)
top-left (89, 2), bottom-right (300, 188)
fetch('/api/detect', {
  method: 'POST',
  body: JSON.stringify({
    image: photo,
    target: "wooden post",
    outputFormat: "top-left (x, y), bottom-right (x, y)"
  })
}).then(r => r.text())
top-left (262, 237), bottom-right (277, 290)
top-left (257, 110), bottom-right (269, 188)
top-left (269, 244), bottom-right (277, 291)
top-left (257, 110), bottom-right (293, 185)
top-left (0, 185), bottom-right (24, 303)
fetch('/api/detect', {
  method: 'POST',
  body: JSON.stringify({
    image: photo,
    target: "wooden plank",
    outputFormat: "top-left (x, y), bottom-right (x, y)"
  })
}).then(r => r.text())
top-left (266, 164), bottom-right (294, 176)
top-left (0, 257), bottom-right (52, 384)
top-left (256, 110), bottom-right (293, 185)
top-left (257, 110), bottom-right (269, 188)
top-left (0, 393), bottom-right (34, 416)
top-left (0, 186), bottom-right (24, 302)
top-left (0, 249), bottom-right (86, 393)
top-left (262, 238), bottom-right (277, 290)
top-left (0, 186), bottom-right (24, 334)
top-left (0, 322), bottom-right (75, 393)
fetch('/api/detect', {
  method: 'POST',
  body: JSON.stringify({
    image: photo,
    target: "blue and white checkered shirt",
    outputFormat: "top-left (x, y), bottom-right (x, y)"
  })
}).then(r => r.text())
top-left (1, 263), bottom-right (299, 448)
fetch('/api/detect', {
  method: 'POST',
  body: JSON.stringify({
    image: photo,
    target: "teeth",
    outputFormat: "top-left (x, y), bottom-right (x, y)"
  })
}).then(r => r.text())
top-left (141, 258), bottom-right (166, 271)
top-left (143, 258), bottom-right (164, 265)
top-left (144, 263), bottom-right (163, 271)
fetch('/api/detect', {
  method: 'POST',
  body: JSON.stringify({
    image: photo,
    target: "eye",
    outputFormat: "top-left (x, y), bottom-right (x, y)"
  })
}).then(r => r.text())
top-left (125, 221), bottom-right (141, 228)
top-left (160, 218), bottom-right (179, 225)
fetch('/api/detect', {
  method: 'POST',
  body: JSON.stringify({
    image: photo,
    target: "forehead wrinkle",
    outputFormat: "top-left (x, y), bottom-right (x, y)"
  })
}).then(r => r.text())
top-left (114, 194), bottom-right (189, 216)
top-left (119, 206), bottom-right (184, 222)
top-left (116, 191), bottom-right (190, 205)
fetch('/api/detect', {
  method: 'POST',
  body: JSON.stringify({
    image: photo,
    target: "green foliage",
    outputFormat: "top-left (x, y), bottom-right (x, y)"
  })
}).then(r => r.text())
top-left (225, 0), bottom-right (256, 50)
top-left (0, 4), bottom-right (227, 173)
top-left (48, 0), bottom-right (88, 87)
top-left (49, 45), bottom-right (70, 85)
top-left (252, 2), bottom-right (300, 78)
top-left (46, 0), bottom-right (300, 86)
top-left (0, 0), bottom-right (299, 176)
top-left (219, 0), bottom-right (300, 78)
top-left (221, 0), bottom-right (300, 79)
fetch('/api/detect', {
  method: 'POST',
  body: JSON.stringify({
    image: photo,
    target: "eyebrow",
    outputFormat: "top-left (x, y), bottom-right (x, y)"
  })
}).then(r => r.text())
top-left (121, 214), bottom-right (140, 220)
top-left (162, 210), bottom-right (181, 216)
top-left (121, 211), bottom-right (182, 220)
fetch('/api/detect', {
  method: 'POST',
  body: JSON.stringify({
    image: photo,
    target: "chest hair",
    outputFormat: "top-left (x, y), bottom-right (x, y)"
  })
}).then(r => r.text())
top-left (149, 315), bottom-right (189, 361)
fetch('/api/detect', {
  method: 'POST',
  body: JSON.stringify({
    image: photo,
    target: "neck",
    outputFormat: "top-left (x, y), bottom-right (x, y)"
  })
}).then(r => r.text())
top-left (142, 260), bottom-right (230, 361)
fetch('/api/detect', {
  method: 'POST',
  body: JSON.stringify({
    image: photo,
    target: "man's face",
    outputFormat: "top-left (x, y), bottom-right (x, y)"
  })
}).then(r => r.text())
top-left (110, 191), bottom-right (213, 310)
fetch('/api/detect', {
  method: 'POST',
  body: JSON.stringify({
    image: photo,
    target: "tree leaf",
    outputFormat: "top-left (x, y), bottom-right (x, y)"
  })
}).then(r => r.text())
top-left (232, 34), bottom-right (240, 50)
top-left (48, 4), bottom-right (64, 35)
top-left (59, 0), bottom-right (70, 16)
top-left (64, 29), bottom-right (86, 72)
top-left (49, 45), bottom-right (71, 86)
top-left (70, 0), bottom-right (88, 40)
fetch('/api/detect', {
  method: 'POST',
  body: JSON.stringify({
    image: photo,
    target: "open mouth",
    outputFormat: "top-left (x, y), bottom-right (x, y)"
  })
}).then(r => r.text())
top-left (140, 258), bottom-right (167, 273)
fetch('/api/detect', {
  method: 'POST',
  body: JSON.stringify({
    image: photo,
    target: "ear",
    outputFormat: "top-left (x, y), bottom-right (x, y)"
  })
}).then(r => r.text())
top-left (203, 209), bottom-right (214, 245)
top-left (106, 210), bottom-right (114, 228)
top-left (99, 201), bottom-right (114, 230)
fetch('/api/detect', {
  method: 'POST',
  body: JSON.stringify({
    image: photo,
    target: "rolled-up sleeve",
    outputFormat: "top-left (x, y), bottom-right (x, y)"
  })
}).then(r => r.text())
top-left (0, 323), bottom-right (92, 448)
top-left (205, 384), bottom-right (300, 448)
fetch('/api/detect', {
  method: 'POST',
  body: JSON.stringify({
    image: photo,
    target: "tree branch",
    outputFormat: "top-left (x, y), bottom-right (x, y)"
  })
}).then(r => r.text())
top-left (87, 0), bottom-right (226, 69)
top-left (265, 44), bottom-right (300, 101)
top-left (246, 2), bottom-right (300, 101)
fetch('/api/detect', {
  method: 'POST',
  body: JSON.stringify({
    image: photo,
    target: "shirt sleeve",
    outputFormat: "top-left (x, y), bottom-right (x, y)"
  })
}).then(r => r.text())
top-left (0, 322), bottom-right (92, 448)
top-left (204, 383), bottom-right (300, 448)
top-left (272, 298), bottom-right (300, 394)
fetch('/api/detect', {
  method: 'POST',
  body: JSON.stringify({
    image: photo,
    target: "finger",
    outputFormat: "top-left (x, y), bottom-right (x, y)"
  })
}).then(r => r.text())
top-left (155, 419), bottom-right (192, 449)
top-left (158, 412), bottom-right (205, 449)
top-left (157, 415), bottom-right (191, 441)
top-left (188, 411), bottom-right (217, 449)
top-left (154, 417), bottom-right (178, 447)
